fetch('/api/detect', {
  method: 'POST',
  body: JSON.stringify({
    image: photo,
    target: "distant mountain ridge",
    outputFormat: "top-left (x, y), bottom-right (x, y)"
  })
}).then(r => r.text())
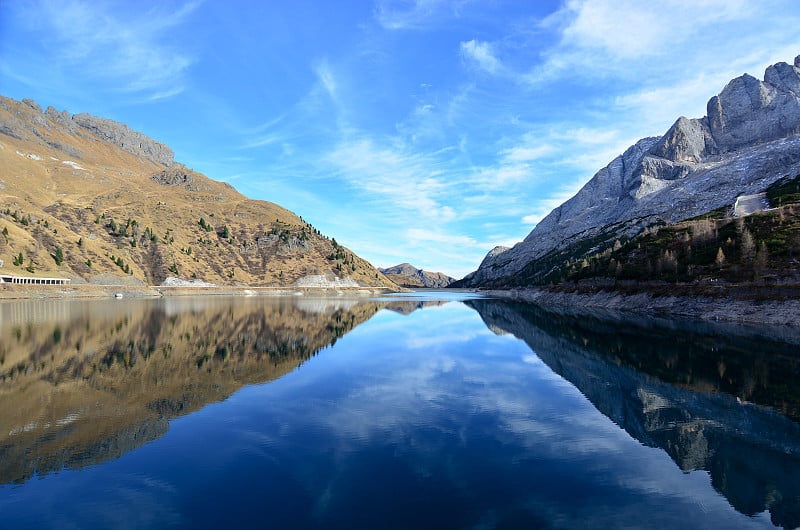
top-left (379, 263), bottom-right (455, 288)
top-left (0, 96), bottom-right (395, 288)
top-left (457, 55), bottom-right (800, 288)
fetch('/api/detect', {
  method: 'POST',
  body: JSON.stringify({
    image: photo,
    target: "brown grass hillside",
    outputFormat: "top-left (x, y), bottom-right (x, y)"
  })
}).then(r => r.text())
top-left (0, 96), bottom-right (396, 288)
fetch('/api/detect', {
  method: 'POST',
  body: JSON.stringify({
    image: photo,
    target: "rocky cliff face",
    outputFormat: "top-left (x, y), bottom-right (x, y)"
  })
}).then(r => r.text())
top-left (0, 99), bottom-right (174, 166)
top-left (460, 56), bottom-right (800, 287)
top-left (380, 262), bottom-right (455, 288)
top-left (71, 113), bottom-right (174, 166)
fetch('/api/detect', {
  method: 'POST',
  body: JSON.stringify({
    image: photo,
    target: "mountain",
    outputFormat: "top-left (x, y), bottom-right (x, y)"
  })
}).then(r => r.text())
top-left (457, 56), bottom-right (800, 288)
top-left (0, 96), bottom-right (396, 288)
top-left (379, 263), bottom-right (455, 288)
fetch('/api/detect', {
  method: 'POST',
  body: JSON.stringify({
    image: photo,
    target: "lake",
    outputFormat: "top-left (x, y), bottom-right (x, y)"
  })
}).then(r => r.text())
top-left (0, 291), bottom-right (798, 529)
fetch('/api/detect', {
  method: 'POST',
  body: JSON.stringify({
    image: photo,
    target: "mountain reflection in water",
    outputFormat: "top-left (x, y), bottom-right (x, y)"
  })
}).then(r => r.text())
top-left (0, 296), bottom-right (412, 484)
top-left (467, 300), bottom-right (800, 529)
top-left (0, 294), bottom-right (799, 529)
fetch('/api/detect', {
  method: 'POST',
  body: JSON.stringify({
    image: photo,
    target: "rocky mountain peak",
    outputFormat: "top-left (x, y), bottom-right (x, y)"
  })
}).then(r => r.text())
top-left (706, 61), bottom-right (800, 152)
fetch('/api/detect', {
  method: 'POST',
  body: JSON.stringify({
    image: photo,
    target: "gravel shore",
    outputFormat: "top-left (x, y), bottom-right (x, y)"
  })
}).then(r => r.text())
top-left (484, 285), bottom-right (800, 327)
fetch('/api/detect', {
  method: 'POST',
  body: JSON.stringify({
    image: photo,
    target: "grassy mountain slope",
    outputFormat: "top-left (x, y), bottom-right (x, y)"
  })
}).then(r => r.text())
top-left (0, 96), bottom-right (395, 288)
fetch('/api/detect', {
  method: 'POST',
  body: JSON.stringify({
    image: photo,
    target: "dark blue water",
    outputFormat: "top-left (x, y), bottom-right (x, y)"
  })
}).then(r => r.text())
top-left (0, 294), bottom-right (798, 529)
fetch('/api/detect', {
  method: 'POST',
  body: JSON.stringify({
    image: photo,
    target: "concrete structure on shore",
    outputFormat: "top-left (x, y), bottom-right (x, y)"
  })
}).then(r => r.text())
top-left (0, 275), bottom-right (71, 285)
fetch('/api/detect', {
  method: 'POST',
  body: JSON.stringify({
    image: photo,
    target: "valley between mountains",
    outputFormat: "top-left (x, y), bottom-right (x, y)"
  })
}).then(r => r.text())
top-left (2, 56), bottom-right (800, 322)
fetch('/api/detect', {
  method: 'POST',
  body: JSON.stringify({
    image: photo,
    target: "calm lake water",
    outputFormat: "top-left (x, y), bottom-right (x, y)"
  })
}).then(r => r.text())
top-left (0, 292), bottom-right (799, 529)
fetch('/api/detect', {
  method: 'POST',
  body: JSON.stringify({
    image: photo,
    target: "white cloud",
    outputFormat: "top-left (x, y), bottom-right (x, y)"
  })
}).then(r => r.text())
top-left (558, 0), bottom-right (670, 60)
top-left (460, 39), bottom-right (501, 74)
top-left (524, 0), bottom-right (797, 93)
top-left (554, 0), bottom-right (755, 61)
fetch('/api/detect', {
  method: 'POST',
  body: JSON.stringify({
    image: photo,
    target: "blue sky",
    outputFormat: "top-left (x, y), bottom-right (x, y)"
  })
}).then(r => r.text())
top-left (1, 1), bottom-right (799, 278)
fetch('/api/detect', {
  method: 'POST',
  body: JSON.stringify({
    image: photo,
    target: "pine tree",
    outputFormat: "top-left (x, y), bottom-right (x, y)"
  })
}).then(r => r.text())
top-left (740, 228), bottom-right (755, 262)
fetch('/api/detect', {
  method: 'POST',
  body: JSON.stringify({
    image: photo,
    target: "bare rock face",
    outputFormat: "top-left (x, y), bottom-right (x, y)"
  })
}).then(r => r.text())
top-left (462, 56), bottom-right (800, 287)
top-left (152, 165), bottom-right (194, 186)
top-left (650, 116), bottom-right (716, 163)
top-left (0, 96), bottom-right (171, 165)
top-left (707, 69), bottom-right (800, 152)
top-left (479, 246), bottom-right (510, 268)
top-left (44, 106), bottom-right (75, 133)
top-left (73, 113), bottom-right (174, 166)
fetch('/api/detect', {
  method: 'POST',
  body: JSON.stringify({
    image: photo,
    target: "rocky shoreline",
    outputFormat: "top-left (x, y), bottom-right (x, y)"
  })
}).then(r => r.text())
top-left (483, 283), bottom-right (800, 327)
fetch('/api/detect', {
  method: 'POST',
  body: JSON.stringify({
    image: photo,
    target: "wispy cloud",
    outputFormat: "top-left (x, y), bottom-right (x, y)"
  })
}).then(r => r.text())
top-left (460, 40), bottom-right (501, 74)
top-left (19, 0), bottom-right (199, 99)
top-left (148, 87), bottom-right (185, 102)
top-left (533, 0), bottom-right (781, 85)
top-left (374, 0), bottom-right (448, 30)
top-left (501, 144), bottom-right (555, 163)
top-left (550, 0), bottom-right (755, 61)
top-left (326, 137), bottom-right (456, 223)
top-left (313, 60), bottom-right (339, 101)
top-left (241, 134), bottom-right (284, 149)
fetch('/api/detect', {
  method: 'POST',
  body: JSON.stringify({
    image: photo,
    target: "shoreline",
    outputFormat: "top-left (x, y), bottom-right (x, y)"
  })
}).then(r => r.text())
top-left (0, 283), bottom-right (401, 300)
top-left (3, 281), bottom-right (798, 328)
top-left (482, 284), bottom-right (800, 327)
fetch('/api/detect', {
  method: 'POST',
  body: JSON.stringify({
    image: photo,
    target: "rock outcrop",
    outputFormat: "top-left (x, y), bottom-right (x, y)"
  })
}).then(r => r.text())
top-left (459, 56), bottom-right (800, 287)
top-left (380, 263), bottom-right (455, 288)
top-left (0, 98), bottom-right (173, 165)
top-left (72, 113), bottom-right (174, 166)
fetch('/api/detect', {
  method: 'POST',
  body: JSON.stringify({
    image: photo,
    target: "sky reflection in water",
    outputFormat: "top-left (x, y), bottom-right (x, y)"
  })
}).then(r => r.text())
top-left (0, 294), bottom-right (796, 529)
